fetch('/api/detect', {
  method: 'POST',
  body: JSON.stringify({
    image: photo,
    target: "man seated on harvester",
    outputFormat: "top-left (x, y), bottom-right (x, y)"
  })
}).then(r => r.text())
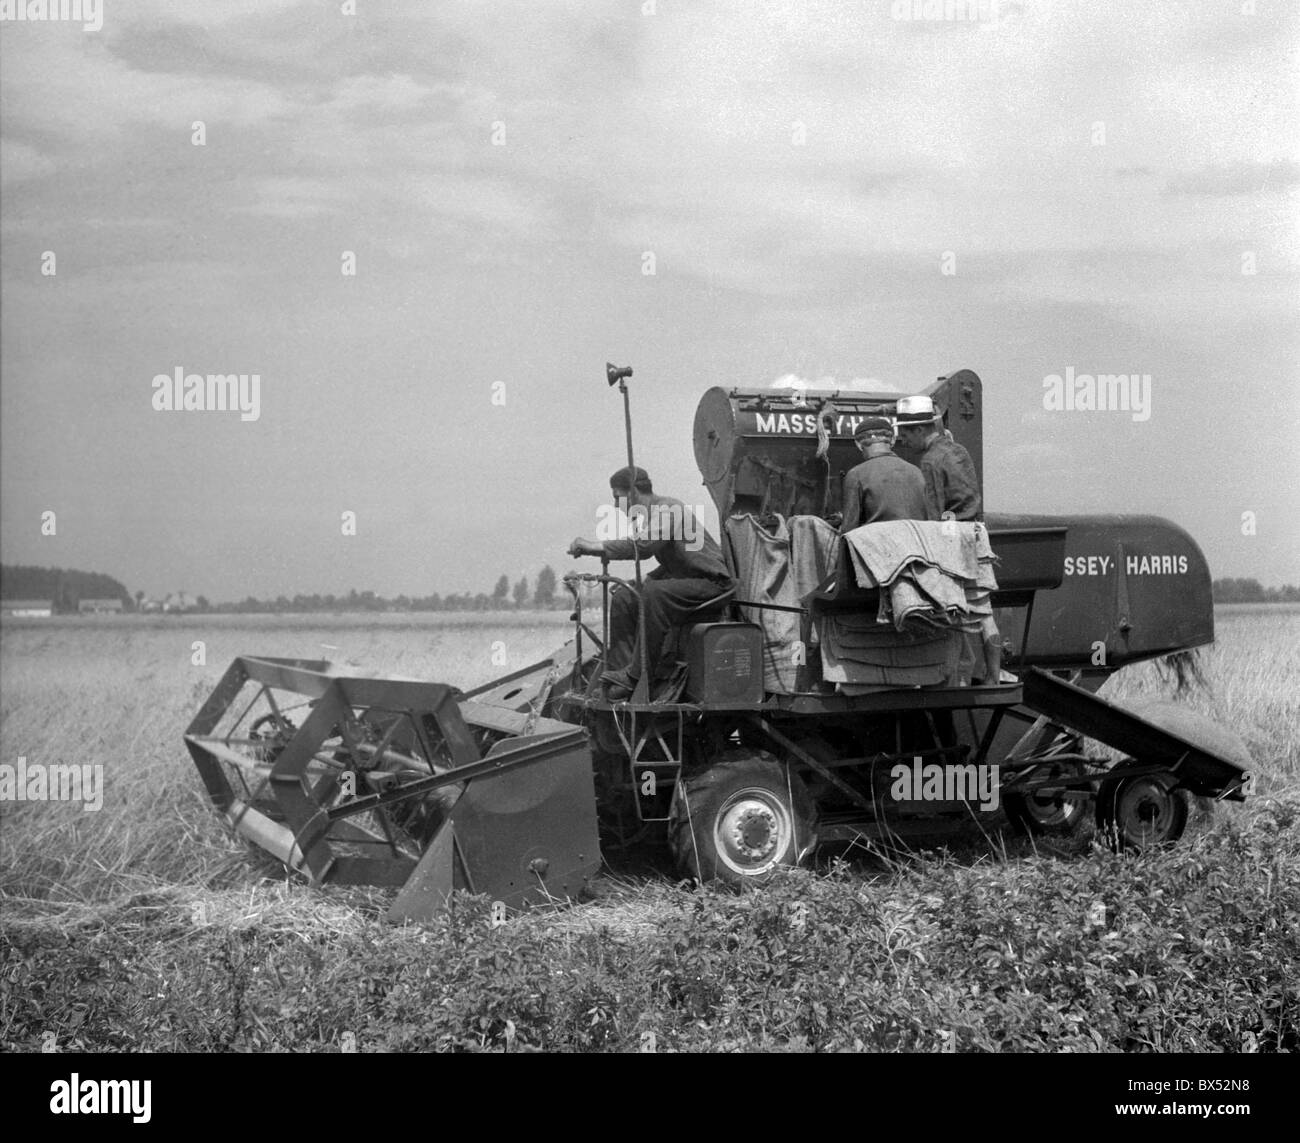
top-left (568, 465), bottom-right (735, 701)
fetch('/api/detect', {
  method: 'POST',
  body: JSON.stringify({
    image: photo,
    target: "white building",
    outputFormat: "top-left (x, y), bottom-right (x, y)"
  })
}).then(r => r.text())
top-left (1, 599), bottom-right (54, 617)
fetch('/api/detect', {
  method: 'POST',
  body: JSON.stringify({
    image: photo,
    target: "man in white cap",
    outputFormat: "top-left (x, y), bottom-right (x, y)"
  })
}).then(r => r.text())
top-left (893, 395), bottom-right (982, 522)
top-left (894, 395), bottom-right (1003, 684)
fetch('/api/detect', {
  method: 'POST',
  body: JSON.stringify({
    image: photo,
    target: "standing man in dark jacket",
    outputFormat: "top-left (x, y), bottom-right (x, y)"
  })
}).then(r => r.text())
top-left (894, 395), bottom-right (982, 522)
top-left (895, 395), bottom-right (1002, 684)
top-left (569, 466), bottom-right (734, 700)
top-left (840, 416), bottom-right (928, 531)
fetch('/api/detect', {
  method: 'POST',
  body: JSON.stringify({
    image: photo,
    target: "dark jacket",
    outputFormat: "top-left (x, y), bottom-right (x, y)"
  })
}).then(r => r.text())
top-left (919, 434), bottom-right (982, 521)
top-left (601, 494), bottom-right (732, 583)
top-left (841, 445), bottom-right (929, 530)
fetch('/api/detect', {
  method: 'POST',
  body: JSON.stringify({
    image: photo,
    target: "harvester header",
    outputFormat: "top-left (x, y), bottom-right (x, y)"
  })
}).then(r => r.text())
top-left (184, 656), bottom-right (600, 923)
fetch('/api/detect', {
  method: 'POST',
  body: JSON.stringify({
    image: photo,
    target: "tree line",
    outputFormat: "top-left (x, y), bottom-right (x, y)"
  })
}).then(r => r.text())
top-left (0, 565), bottom-right (133, 611)
top-left (1210, 578), bottom-right (1300, 604)
top-left (209, 567), bottom-right (568, 614)
top-left (6, 563), bottom-right (1296, 614)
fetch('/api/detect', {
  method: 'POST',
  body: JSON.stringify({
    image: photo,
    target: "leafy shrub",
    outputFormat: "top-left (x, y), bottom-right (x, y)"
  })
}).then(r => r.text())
top-left (3, 797), bottom-right (1297, 1053)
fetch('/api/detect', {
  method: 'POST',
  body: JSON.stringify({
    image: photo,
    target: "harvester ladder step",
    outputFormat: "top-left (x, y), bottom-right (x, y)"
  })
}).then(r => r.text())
top-left (631, 758), bottom-right (682, 824)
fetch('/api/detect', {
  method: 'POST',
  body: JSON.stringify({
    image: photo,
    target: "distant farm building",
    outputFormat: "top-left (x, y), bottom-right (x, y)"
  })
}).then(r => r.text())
top-left (140, 598), bottom-right (164, 614)
top-left (78, 599), bottom-right (124, 614)
top-left (163, 593), bottom-right (196, 613)
top-left (1, 599), bottom-right (53, 617)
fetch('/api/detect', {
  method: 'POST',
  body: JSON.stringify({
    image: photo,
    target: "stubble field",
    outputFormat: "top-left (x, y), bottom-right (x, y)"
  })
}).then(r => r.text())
top-left (1, 607), bottom-right (1296, 1052)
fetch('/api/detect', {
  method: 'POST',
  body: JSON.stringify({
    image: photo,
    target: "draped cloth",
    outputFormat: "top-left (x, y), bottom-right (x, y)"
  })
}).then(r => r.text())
top-left (817, 520), bottom-right (999, 691)
top-left (725, 516), bottom-right (997, 694)
top-left (841, 520), bottom-right (998, 632)
top-left (725, 513), bottom-right (837, 693)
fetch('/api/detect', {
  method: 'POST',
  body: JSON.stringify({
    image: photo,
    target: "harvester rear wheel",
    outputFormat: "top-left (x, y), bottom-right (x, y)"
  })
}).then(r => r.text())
top-left (1126, 700), bottom-right (1254, 828)
top-left (668, 751), bottom-right (815, 885)
top-left (1096, 769), bottom-right (1189, 851)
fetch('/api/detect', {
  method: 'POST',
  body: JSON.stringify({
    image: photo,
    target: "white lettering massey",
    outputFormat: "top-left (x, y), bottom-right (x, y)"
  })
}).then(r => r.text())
top-left (753, 412), bottom-right (863, 435)
top-left (1063, 555), bottom-right (1112, 575)
top-left (1064, 555), bottom-right (1188, 575)
top-left (754, 412), bottom-right (820, 434)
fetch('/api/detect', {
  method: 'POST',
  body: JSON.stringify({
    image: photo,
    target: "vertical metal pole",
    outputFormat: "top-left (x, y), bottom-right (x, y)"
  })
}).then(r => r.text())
top-left (619, 378), bottom-right (650, 690)
top-left (601, 556), bottom-right (610, 652)
top-left (571, 582), bottom-right (584, 687)
top-left (619, 379), bottom-right (643, 589)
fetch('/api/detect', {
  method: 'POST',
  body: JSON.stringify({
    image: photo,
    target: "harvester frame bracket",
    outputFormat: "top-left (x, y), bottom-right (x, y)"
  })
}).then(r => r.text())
top-left (1019, 668), bottom-right (1248, 800)
top-left (605, 705), bottom-right (688, 822)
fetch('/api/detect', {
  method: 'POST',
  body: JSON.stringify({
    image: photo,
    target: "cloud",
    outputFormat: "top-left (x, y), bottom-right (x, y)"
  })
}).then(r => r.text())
top-left (5, 0), bottom-right (1296, 298)
top-left (0, 25), bottom-right (294, 147)
top-left (230, 177), bottom-right (352, 220)
top-left (847, 377), bottom-right (905, 392)
top-left (999, 440), bottom-right (1073, 473)
top-left (0, 139), bottom-right (56, 186)
top-left (122, 0), bottom-right (307, 25)
top-left (770, 374), bottom-right (832, 390)
top-left (769, 375), bottom-right (899, 392)
top-left (1163, 161), bottom-right (1300, 197)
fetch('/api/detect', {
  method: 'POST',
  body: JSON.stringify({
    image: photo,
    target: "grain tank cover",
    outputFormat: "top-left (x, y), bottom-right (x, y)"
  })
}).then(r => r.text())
top-left (693, 370), bottom-right (983, 521)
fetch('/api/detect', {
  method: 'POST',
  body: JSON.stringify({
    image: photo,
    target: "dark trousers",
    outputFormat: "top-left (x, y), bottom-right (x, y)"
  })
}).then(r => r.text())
top-left (607, 578), bottom-right (732, 679)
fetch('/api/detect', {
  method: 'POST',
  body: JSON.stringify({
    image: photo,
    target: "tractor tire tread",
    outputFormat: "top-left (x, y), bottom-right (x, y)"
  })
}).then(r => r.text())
top-left (668, 749), bottom-right (816, 885)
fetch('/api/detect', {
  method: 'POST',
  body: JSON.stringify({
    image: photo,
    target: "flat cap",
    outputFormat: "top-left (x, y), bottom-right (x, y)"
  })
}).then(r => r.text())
top-left (609, 465), bottom-right (653, 492)
top-left (853, 416), bottom-right (895, 440)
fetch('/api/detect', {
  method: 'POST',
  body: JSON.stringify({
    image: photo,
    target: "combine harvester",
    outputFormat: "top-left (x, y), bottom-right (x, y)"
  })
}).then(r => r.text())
top-left (186, 367), bottom-right (1254, 920)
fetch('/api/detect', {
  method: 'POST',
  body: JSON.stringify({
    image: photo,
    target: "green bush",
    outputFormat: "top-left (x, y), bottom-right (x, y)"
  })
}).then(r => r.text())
top-left (3, 797), bottom-right (1297, 1053)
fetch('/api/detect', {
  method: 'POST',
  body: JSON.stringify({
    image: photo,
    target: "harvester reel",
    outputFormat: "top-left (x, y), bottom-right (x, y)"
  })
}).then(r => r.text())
top-left (185, 656), bottom-right (601, 921)
top-left (322, 713), bottom-right (464, 847)
top-left (249, 712), bottom-right (298, 763)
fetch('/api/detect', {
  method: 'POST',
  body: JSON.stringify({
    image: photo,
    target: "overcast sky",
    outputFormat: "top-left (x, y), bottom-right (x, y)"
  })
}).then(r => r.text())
top-left (2, 0), bottom-right (1296, 601)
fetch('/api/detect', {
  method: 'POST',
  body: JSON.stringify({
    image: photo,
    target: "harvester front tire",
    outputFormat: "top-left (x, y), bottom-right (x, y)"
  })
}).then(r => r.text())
top-left (1096, 769), bottom-right (1189, 851)
top-left (668, 751), bottom-right (816, 886)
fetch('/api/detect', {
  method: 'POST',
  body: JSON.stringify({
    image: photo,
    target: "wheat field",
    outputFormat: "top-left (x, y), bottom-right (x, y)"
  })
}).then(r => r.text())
top-left (0, 605), bottom-right (1295, 917)
top-left (0, 612), bottom-right (575, 914)
top-left (1, 606), bottom-right (1296, 1053)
